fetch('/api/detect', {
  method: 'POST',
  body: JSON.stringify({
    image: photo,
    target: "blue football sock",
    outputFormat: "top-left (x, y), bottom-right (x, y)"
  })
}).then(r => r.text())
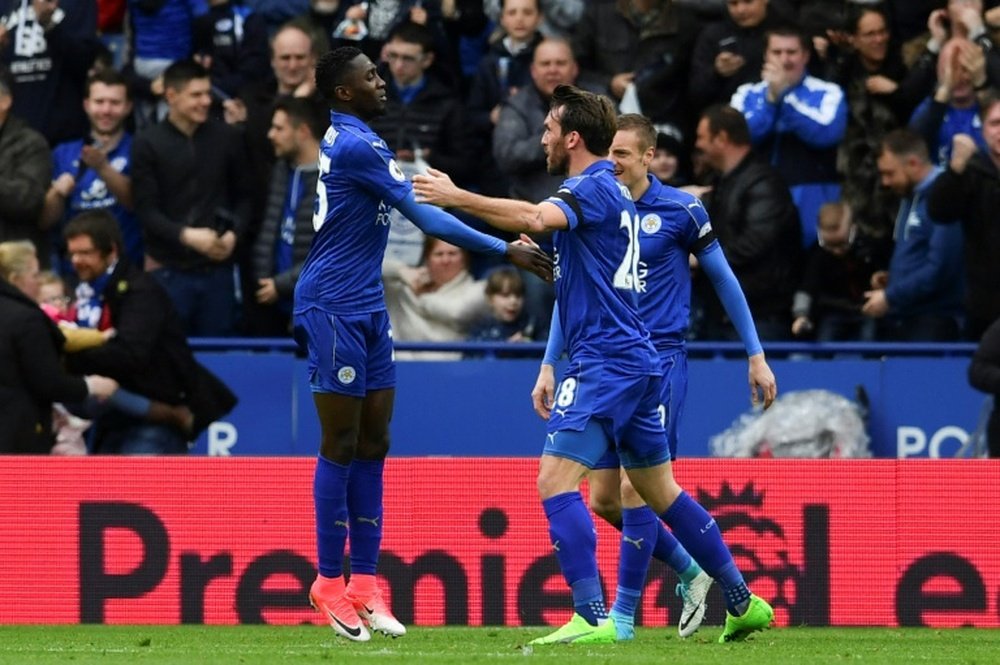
top-left (314, 455), bottom-right (351, 578)
top-left (661, 491), bottom-right (750, 615)
top-left (542, 492), bottom-right (606, 625)
top-left (612, 507), bottom-right (657, 620)
top-left (347, 458), bottom-right (384, 575)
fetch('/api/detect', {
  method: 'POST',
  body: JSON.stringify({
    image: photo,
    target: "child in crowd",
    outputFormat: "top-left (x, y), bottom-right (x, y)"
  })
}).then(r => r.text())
top-left (468, 267), bottom-right (538, 344)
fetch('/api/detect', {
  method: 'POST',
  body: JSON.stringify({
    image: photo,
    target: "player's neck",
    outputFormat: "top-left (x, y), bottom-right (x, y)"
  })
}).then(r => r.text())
top-left (629, 174), bottom-right (651, 201)
top-left (566, 152), bottom-right (602, 177)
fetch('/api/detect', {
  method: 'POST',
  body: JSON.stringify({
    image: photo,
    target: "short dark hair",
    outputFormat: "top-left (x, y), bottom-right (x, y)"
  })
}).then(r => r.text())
top-left (616, 113), bottom-right (657, 152)
top-left (386, 21), bottom-right (436, 55)
top-left (86, 68), bottom-right (130, 100)
top-left (879, 128), bottom-right (929, 163)
top-left (979, 87), bottom-right (1000, 118)
top-left (315, 46), bottom-right (365, 104)
top-left (273, 95), bottom-right (328, 141)
top-left (500, 0), bottom-right (540, 12)
top-left (163, 59), bottom-right (209, 92)
top-left (0, 63), bottom-right (13, 99)
top-left (550, 84), bottom-right (617, 157)
top-left (765, 25), bottom-right (810, 52)
top-left (701, 104), bottom-right (751, 146)
top-left (63, 210), bottom-right (123, 258)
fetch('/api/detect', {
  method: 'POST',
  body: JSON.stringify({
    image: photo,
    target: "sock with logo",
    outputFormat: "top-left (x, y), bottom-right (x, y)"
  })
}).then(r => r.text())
top-left (611, 506), bottom-right (657, 621)
top-left (661, 491), bottom-right (750, 615)
top-left (543, 491), bottom-right (607, 625)
top-left (314, 455), bottom-right (351, 578)
top-left (347, 458), bottom-right (384, 575)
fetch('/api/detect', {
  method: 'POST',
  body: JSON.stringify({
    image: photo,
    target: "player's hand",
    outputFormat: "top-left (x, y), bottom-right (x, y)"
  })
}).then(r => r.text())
top-left (531, 363), bottom-right (556, 420)
top-left (748, 353), bottom-right (776, 410)
top-left (928, 9), bottom-right (949, 46)
top-left (506, 241), bottom-right (552, 283)
top-left (413, 168), bottom-right (461, 207)
top-left (791, 315), bottom-right (813, 337)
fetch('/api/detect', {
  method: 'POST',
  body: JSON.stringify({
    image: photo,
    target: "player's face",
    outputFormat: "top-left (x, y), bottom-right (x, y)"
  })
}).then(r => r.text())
top-left (268, 109), bottom-right (298, 159)
top-left (344, 54), bottom-right (388, 120)
top-left (500, 0), bottom-right (542, 43)
top-left (166, 77), bottom-right (212, 126)
top-left (83, 82), bottom-right (131, 136)
top-left (727, 0), bottom-right (767, 28)
top-left (272, 28), bottom-right (315, 93)
top-left (610, 129), bottom-right (652, 190)
top-left (876, 151), bottom-right (914, 196)
top-left (425, 240), bottom-right (466, 286)
top-left (542, 108), bottom-right (569, 175)
top-left (67, 235), bottom-right (115, 284)
top-left (765, 35), bottom-right (809, 82)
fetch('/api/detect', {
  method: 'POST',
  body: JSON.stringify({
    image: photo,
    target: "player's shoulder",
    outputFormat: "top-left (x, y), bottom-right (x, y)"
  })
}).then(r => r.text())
top-left (647, 184), bottom-right (708, 221)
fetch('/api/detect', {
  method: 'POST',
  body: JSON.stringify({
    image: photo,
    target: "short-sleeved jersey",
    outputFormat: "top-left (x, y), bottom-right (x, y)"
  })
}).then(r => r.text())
top-left (51, 134), bottom-right (143, 267)
top-left (544, 160), bottom-right (659, 374)
top-left (636, 176), bottom-right (719, 352)
top-left (295, 112), bottom-right (412, 314)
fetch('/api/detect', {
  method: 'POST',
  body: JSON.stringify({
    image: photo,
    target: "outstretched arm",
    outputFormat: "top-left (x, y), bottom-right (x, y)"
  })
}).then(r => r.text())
top-left (396, 193), bottom-right (552, 281)
top-left (413, 168), bottom-right (568, 234)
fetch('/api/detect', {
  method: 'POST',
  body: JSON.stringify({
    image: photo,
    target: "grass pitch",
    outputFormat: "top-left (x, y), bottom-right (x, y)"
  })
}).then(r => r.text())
top-left (0, 625), bottom-right (998, 665)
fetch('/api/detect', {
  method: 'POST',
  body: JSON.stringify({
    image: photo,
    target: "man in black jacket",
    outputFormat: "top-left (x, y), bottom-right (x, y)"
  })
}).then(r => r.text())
top-left (63, 210), bottom-right (236, 454)
top-left (131, 59), bottom-right (251, 337)
top-left (693, 104), bottom-right (803, 341)
top-left (247, 96), bottom-right (324, 336)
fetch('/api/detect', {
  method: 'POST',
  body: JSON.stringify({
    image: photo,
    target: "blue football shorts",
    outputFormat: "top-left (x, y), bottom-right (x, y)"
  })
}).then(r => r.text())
top-left (293, 307), bottom-right (395, 397)
top-left (543, 359), bottom-right (670, 470)
top-left (592, 350), bottom-right (688, 469)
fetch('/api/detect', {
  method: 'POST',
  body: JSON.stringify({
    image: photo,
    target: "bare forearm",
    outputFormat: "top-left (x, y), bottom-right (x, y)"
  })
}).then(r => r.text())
top-left (98, 166), bottom-right (133, 209)
top-left (450, 189), bottom-right (545, 234)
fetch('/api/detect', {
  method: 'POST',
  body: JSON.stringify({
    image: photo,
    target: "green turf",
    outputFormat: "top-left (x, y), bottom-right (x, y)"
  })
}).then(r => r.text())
top-left (0, 625), bottom-right (998, 665)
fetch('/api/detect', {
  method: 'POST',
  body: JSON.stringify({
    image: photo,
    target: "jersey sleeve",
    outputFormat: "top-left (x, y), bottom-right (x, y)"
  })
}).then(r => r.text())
top-left (544, 186), bottom-right (585, 230)
top-left (342, 137), bottom-right (413, 208)
top-left (52, 143), bottom-right (76, 179)
top-left (681, 195), bottom-right (720, 256)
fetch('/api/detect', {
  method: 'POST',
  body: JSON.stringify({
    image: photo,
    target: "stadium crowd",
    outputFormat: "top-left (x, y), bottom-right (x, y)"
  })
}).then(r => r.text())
top-left (3, 0), bottom-right (1000, 452)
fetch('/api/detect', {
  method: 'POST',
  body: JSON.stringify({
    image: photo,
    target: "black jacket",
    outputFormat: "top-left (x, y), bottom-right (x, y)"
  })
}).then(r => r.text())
top-left (65, 260), bottom-right (236, 441)
top-left (252, 160), bottom-right (318, 299)
top-left (926, 153), bottom-right (1000, 327)
top-left (131, 117), bottom-right (252, 270)
top-left (0, 280), bottom-right (88, 453)
top-left (703, 153), bottom-right (803, 319)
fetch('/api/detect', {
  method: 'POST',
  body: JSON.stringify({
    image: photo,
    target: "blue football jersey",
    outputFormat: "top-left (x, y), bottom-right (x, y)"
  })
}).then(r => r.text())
top-left (635, 177), bottom-right (719, 352)
top-left (51, 134), bottom-right (143, 267)
top-left (544, 160), bottom-right (659, 373)
top-left (295, 112), bottom-right (412, 314)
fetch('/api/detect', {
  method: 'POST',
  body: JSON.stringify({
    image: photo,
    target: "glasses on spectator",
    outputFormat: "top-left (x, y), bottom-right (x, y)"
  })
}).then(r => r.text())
top-left (385, 52), bottom-right (423, 64)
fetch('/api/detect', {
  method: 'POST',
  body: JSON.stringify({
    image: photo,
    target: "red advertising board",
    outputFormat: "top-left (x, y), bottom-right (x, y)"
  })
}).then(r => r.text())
top-left (1, 458), bottom-right (998, 627)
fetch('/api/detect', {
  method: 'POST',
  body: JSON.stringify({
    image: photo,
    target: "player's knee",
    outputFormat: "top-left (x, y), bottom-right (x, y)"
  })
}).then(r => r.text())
top-left (319, 427), bottom-right (358, 464)
top-left (620, 475), bottom-right (644, 508)
top-left (589, 493), bottom-right (621, 525)
top-left (357, 430), bottom-right (390, 460)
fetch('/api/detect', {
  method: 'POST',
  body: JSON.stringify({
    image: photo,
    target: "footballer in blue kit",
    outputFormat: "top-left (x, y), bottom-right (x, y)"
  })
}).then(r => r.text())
top-left (414, 86), bottom-right (775, 645)
top-left (296, 47), bottom-right (552, 643)
top-left (540, 114), bottom-right (777, 640)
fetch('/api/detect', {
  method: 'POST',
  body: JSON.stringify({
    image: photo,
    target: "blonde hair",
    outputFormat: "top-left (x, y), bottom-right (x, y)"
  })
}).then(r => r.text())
top-left (0, 240), bottom-right (38, 284)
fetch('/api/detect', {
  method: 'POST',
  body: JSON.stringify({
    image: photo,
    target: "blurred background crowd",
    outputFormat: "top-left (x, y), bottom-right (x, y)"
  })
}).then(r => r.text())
top-left (2, 0), bottom-right (1000, 348)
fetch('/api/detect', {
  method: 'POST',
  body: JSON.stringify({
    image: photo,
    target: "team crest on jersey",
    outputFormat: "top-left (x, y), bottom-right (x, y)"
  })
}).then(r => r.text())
top-left (640, 214), bottom-right (661, 234)
top-left (388, 159), bottom-right (406, 182)
top-left (337, 366), bottom-right (357, 385)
